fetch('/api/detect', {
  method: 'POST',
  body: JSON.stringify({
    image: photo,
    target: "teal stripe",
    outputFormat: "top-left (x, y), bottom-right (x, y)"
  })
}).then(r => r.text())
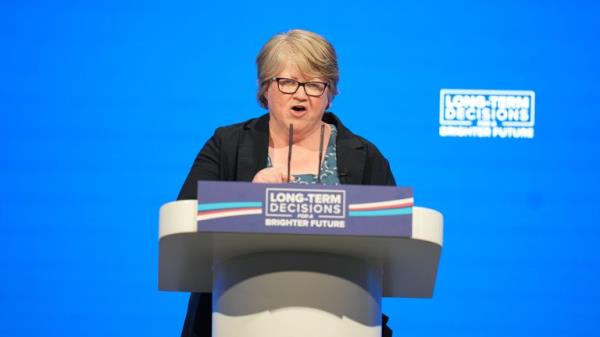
top-left (198, 202), bottom-right (262, 211)
top-left (349, 207), bottom-right (413, 217)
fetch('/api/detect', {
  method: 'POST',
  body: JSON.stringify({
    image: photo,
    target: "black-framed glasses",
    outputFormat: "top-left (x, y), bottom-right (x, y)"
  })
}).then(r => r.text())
top-left (272, 77), bottom-right (328, 97)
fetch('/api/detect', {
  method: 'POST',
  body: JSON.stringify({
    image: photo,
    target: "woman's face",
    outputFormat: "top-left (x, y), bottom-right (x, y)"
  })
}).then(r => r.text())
top-left (265, 61), bottom-right (329, 139)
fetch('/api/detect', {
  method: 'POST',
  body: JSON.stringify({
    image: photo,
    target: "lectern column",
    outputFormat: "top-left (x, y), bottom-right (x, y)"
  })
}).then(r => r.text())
top-left (212, 252), bottom-right (382, 337)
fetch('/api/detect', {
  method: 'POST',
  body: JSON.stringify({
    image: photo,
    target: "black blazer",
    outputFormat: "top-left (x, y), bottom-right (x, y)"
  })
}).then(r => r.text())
top-left (178, 112), bottom-right (395, 337)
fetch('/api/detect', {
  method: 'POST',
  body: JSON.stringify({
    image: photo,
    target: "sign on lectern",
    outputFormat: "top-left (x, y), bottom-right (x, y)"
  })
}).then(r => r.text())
top-left (196, 181), bottom-right (414, 237)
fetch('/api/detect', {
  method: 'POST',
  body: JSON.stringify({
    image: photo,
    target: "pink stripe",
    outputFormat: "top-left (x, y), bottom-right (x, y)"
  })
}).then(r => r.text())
top-left (349, 202), bottom-right (413, 211)
top-left (197, 208), bottom-right (261, 216)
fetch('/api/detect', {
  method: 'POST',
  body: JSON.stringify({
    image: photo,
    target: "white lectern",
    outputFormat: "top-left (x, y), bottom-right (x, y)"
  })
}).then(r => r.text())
top-left (159, 182), bottom-right (443, 337)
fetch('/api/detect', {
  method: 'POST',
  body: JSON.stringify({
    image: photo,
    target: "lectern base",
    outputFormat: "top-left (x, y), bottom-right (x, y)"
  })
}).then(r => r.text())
top-left (212, 252), bottom-right (383, 337)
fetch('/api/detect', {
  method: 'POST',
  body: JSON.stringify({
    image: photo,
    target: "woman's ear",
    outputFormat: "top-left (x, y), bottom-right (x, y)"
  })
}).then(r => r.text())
top-left (264, 87), bottom-right (270, 106)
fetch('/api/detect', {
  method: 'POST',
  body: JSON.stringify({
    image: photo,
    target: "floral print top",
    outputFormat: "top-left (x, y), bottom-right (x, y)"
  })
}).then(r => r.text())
top-left (267, 124), bottom-right (340, 185)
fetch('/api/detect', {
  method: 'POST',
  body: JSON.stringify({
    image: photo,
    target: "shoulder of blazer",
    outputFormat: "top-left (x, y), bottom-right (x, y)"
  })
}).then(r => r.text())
top-left (211, 113), bottom-right (269, 141)
top-left (211, 114), bottom-right (269, 182)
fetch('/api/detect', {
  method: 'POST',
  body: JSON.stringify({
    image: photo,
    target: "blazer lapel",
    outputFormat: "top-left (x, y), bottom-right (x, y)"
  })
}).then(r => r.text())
top-left (324, 113), bottom-right (366, 185)
top-left (235, 114), bottom-right (269, 182)
top-left (336, 137), bottom-right (366, 185)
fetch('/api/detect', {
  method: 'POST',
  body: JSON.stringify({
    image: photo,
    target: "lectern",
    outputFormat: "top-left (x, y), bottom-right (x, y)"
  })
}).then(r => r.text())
top-left (159, 181), bottom-right (443, 337)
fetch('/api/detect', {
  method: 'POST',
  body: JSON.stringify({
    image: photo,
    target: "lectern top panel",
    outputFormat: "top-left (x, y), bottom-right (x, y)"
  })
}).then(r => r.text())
top-left (196, 181), bottom-right (414, 238)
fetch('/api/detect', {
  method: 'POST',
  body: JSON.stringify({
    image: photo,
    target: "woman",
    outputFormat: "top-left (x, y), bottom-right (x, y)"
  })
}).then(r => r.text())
top-left (178, 29), bottom-right (395, 337)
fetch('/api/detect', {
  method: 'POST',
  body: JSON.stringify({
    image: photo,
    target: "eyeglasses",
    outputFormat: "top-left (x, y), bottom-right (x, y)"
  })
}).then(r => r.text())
top-left (271, 77), bottom-right (328, 97)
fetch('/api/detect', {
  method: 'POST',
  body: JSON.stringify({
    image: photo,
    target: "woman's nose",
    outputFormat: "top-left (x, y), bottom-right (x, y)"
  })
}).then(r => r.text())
top-left (293, 84), bottom-right (309, 99)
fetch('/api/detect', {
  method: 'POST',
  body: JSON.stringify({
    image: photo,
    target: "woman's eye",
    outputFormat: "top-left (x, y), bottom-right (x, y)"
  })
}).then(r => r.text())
top-left (280, 79), bottom-right (296, 86)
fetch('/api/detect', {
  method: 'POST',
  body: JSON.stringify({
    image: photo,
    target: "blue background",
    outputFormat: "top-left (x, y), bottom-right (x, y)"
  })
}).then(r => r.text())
top-left (1, 1), bottom-right (599, 336)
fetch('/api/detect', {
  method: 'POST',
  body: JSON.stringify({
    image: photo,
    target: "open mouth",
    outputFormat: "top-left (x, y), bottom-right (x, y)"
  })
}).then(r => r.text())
top-left (291, 105), bottom-right (307, 113)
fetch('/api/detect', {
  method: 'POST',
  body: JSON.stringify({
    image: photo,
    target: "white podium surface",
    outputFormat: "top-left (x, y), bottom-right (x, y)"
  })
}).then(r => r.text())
top-left (159, 200), bottom-right (443, 337)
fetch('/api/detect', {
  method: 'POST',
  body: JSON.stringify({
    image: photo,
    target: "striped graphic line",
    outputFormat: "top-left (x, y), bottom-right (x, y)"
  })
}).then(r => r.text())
top-left (197, 201), bottom-right (262, 212)
top-left (348, 207), bottom-right (413, 217)
top-left (197, 208), bottom-right (263, 221)
top-left (348, 198), bottom-right (413, 211)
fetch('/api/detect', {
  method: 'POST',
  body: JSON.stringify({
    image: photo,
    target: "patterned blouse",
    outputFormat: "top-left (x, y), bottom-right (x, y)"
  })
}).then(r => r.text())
top-left (267, 124), bottom-right (340, 185)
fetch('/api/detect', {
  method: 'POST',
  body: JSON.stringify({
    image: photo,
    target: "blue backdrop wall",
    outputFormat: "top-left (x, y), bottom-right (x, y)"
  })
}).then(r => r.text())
top-left (1, 1), bottom-right (599, 336)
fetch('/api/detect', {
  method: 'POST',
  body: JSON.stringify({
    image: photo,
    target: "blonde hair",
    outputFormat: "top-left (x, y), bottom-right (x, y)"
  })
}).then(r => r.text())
top-left (256, 29), bottom-right (339, 108)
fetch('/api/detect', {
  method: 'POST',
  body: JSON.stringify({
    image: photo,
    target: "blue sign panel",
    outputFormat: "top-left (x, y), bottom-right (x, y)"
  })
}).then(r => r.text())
top-left (197, 181), bottom-right (413, 237)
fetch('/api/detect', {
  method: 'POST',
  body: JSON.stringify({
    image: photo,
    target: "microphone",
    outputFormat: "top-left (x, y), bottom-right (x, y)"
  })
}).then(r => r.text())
top-left (287, 124), bottom-right (293, 183)
top-left (317, 124), bottom-right (325, 184)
